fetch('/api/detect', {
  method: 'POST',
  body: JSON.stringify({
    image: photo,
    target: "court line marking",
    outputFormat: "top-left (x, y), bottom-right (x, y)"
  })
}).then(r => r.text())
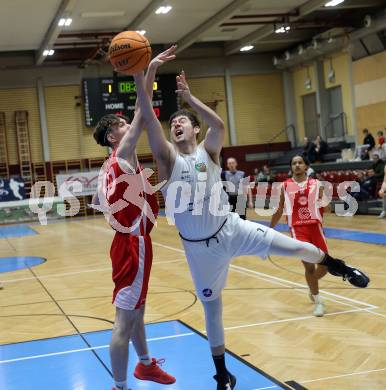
top-left (230, 264), bottom-right (376, 309)
top-left (152, 239), bottom-right (386, 321)
top-left (153, 239), bottom-right (386, 328)
top-left (299, 367), bottom-right (386, 384)
top-left (223, 308), bottom-right (369, 331)
top-left (151, 239), bottom-right (386, 321)
top-left (1, 259), bottom-right (184, 284)
top-left (43, 224), bottom-right (383, 319)
top-left (0, 332), bottom-right (195, 364)
top-left (151, 237), bottom-right (377, 310)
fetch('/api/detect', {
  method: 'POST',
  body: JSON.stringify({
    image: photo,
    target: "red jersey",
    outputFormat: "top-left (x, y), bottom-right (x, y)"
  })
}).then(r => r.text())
top-left (102, 150), bottom-right (159, 236)
top-left (283, 177), bottom-right (323, 228)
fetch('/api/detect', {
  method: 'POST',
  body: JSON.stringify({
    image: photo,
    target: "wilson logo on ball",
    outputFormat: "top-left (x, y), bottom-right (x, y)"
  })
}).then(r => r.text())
top-left (110, 43), bottom-right (132, 55)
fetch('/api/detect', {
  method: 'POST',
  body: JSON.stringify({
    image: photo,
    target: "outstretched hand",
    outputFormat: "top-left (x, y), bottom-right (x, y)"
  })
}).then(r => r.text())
top-left (149, 44), bottom-right (177, 69)
top-left (175, 70), bottom-right (191, 101)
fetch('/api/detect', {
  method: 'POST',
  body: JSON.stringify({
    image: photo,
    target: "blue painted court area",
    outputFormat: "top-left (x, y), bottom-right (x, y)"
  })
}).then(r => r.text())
top-left (253, 220), bottom-right (386, 245)
top-left (0, 224), bottom-right (37, 238)
top-left (0, 256), bottom-right (46, 273)
top-left (0, 320), bottom-right (287, 390)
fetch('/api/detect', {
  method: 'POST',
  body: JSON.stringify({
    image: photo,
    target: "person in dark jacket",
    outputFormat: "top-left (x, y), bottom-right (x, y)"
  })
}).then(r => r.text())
top-left (314, 135), bottom-right (328, 162)
top-left (303, 137), bottom-right (317, 163)
top-left (354, 129), bottom-right (375, 160)
top-left (371, 152), bottom-right (385, 183)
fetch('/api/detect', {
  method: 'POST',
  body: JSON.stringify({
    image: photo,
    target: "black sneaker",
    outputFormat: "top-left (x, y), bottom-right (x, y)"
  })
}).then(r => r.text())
top-left (321, 255), bottom-right (370, 288)
top-left (214, 372), bottom-right (236, 390)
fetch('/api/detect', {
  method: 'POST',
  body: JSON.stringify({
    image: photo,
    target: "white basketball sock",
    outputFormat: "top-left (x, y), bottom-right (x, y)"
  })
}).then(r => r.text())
top-left (114, 380), bottom-right (128, 390)
top-left (312, 294), bottom-right (321, 303)
top-left (139, 354), bottom-right (152, 366)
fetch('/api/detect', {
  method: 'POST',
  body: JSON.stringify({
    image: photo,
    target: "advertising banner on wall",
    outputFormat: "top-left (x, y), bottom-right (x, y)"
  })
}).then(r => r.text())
top-left (56, 171), bottom-right (100, 197)
top-left (0, 178), bottom-right (26, 202)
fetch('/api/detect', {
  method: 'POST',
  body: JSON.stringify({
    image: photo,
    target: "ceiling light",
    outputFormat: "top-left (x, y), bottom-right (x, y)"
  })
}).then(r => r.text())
top-left (136, 30), bottom-right (146, 35)
top-left (58, 18), bottom-right (72, 26)
top-left (284, 51), bottom-right (291, 60)
top-left (298, 45), bottom-right (304, 55)
top-left (240, 45), bottom-right (254, 52)
top-left (275, 25), bottom-right (290, 34)
top-left (155, 5), bottom-right (172, 14)
top-left (273, 56), bottom-right (278, 65)
top-left (43, 49), bottom-right (55, 56)
top-left (325, 0), bottom-right (345, 7)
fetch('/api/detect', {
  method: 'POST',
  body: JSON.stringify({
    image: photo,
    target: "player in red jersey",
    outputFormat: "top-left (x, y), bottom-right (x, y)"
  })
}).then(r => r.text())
top-left (92, 46), bottom-right (177, 390)
top-left (270, 155), bottom-right (329, 317)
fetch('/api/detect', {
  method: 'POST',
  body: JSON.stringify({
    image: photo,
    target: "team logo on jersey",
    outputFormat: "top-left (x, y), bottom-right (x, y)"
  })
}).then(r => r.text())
top-left (298, 207), bottom-right (311, 219)
top-left (195, 162), bottom-right (207, 172)
top-left (298, 195), bottom-right (308, 206)
top-left (202, 288), bottom-right (213, 297)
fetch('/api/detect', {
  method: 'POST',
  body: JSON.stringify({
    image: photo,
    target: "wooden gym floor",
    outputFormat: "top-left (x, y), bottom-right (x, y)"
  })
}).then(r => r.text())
top-left (1, 211), bottom-right (385, 389)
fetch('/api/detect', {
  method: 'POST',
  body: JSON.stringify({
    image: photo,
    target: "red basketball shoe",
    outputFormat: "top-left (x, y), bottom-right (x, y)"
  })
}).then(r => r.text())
top-left (134, 358), bottom-right (176, 384)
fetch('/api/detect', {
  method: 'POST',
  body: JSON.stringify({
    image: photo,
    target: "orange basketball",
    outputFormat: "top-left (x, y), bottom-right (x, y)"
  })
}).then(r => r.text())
top-left (108, 31), bottom-right (151, 75)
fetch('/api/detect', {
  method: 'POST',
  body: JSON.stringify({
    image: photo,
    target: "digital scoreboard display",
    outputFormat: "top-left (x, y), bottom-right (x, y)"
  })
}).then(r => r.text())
top-left (82, 74), bottom-right (179, 127)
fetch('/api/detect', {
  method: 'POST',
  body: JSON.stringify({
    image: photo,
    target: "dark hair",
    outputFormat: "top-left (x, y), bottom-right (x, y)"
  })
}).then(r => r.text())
top-left (93, 114), bottom-right (129, 147)
top-left (290, 154), bottom-right (310, 167)
top-left (169, 109), bottom-right (200, 129)
top-left (363, 128), bottom-right (369, 133)
top-left (378, 130), bottom-right (384, 136)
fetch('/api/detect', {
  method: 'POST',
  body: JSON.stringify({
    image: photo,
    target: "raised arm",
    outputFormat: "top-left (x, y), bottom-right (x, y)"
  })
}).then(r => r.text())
top-left (116, 46), bottom-right (177, 166)
top-left (175, 70), bottom-right (225, 163)
top-left (133, 47), bottom-right (177, 181)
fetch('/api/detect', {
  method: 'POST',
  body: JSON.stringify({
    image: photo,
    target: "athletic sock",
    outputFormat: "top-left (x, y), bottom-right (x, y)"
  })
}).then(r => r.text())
top-left (139, 354), bottom-right (152, 366)
top-left (212, 353), bottom-right (228, 377)
top-left (312, 294), bottom-right (321, 303)
top-left (114, 380), bottom-right (128, 390)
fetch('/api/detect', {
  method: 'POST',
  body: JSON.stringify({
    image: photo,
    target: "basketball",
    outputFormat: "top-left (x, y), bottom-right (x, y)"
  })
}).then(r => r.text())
top-left (108, 31), bottom-right (151, 74)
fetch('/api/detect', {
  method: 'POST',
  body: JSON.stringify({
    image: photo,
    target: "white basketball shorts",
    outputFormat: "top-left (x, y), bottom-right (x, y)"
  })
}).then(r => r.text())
top-left (181, 212), bottom-right (275, 301)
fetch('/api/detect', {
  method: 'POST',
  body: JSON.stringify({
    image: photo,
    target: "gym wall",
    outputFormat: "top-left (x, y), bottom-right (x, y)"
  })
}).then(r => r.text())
top-left (292, 64), bottom-right (317, 140)
top-left (0, 55), bottom-right (287, 162)
top-left (231, 73), bottom-right (286, 146)
top-left (44, 85), bottom-right (106, 160)
top-left (353, 50), bottom-right (386, 134)
top-left (0, 88), bottom-right (43, 164)
top-left (322, 52), bottom-right (355, 136)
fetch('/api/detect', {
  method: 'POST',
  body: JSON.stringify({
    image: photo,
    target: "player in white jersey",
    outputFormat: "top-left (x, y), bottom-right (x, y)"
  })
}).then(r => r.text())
top-left (132, 69), bottom-right (369, 390)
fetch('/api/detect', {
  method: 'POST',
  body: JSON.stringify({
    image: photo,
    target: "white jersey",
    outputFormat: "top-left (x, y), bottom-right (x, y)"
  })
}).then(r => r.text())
top-left (161, 144), bottom-right (230, 239)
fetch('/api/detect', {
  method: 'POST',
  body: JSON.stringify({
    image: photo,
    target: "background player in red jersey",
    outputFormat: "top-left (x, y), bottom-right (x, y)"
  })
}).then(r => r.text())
top-left (270, 155), bottom-right (329, 317)
top-left (92, 46), bottom-right (177, 390)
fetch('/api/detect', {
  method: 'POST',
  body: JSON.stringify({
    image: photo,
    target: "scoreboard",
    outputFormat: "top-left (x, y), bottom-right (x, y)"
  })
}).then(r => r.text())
top-left (82, 74), bottom-right (179, 127)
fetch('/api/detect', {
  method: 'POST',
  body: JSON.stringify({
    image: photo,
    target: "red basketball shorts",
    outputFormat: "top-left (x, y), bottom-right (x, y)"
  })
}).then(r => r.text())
top-left (110, 233), bottom-right (153, 310)
top-left (291, 223), bottom-right (328, 254)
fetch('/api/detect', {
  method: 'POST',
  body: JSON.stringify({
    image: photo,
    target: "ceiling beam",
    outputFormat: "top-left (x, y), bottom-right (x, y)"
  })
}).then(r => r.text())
top-left (35, 0), bottom-right (77, 65)
top-left (125, 0), bottom-right (165, 30)
top-left (275, 12), bottom-right (386, 68)
top-left (175, 0), bottom-right (251, 54)
top-left (224, 0), bottom-right (329, 55)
